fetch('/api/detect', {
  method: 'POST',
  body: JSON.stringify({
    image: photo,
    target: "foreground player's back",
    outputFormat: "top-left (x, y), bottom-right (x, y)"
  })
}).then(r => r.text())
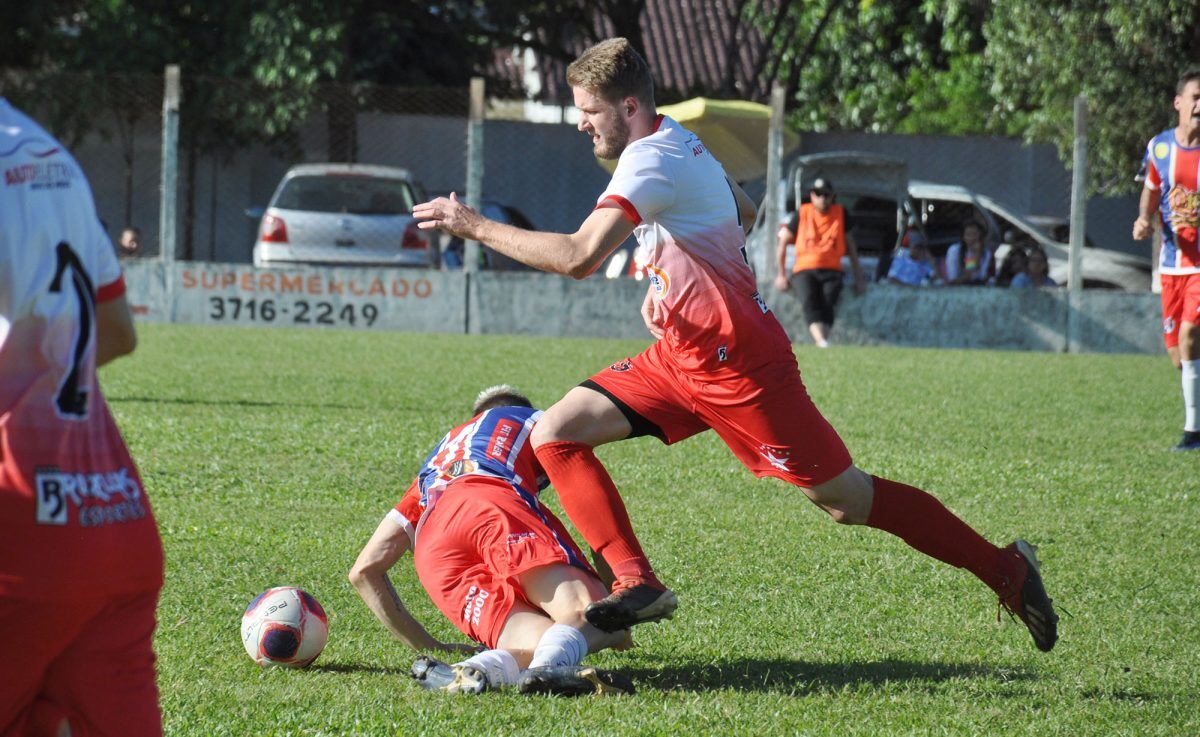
top-left (0, 98), bottom-right (161, 599)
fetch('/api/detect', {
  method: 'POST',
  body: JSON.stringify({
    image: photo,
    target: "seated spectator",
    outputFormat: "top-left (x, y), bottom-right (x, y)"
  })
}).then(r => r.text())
top-left (943, 220), bottom-right (992, 285)
top-left (1010, 245), bottom-right (1058, 288)
top-left (886, 230), bottom-right (937, 287)
top-left (993, 246), bottom-right (1028, 287)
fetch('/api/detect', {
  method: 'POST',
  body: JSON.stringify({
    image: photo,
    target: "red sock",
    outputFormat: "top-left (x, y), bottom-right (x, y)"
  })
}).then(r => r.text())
top-left (534, 441), bottom-right (660, 586)
top-left (866, 476), bottom-right (1020, 594)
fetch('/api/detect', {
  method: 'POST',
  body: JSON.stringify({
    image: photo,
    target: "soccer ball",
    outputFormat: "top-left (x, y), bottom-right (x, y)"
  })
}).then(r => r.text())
top-left (241, 586), bottom-right (329, 668)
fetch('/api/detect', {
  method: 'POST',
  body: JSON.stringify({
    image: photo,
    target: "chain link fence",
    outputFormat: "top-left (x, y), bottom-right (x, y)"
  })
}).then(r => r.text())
top-left (3, 68), bottom-right (1135, 287)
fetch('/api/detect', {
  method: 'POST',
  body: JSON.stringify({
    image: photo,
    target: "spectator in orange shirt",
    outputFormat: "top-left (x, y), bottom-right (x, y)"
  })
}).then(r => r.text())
top-left (773, 178), bottom-right (865, 347)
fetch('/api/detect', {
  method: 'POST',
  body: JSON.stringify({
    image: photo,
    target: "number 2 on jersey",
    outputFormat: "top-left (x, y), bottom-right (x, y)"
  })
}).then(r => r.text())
top-left (48, 241), bottom-right (96, 418)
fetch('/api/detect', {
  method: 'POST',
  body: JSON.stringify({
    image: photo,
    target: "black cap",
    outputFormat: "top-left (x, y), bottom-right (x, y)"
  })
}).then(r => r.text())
top-left (811, 177), bottom-right (834, 195)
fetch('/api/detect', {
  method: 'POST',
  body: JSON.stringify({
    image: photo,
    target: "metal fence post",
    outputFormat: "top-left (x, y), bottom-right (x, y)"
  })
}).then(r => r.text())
top-left (159, 65), bottom-right (180, 264)
top-left (1067, 94), bottom-right (1088, 352)
top-left (763, 83), bottom-right (786, 278)
top-left (465, 78), bottom-right (485, 276)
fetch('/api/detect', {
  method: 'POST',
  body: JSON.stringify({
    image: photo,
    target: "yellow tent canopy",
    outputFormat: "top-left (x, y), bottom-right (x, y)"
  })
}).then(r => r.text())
top-left (595, 97), bottom-right (799, 182)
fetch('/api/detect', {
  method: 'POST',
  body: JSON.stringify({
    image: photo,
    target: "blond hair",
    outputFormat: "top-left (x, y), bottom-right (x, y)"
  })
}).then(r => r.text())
top-left (471, 384), bottom-right (533, 415)
top-left (566, 38), bottom-right (654, 107)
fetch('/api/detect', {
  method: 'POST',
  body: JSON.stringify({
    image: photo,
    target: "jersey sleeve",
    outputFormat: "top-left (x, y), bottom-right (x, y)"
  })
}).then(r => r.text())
top-left (1145, 140), bottom-right (1162, 192)
top-left (598, 145), bottom-right (676, 224)
top-left (386, 479), bottom-right (422, 545)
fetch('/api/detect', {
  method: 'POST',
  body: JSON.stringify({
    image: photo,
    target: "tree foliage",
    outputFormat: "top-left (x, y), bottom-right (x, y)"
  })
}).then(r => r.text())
top-left (984, 0), bottom-right (1200, 194)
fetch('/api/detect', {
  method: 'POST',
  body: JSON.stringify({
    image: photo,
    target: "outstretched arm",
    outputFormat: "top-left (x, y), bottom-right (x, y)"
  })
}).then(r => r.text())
top-left (349, 516), bottom-right (472, 654)
top-left (1132, 185), bottom-right (1157, 240)
top-left (414, 193), bottom-right (635, 279)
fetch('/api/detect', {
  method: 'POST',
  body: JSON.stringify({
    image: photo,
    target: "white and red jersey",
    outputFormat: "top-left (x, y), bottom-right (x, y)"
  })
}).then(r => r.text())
top-left (0, 98), bottom-right (161, 599)
top-left (1144, 128), bottom-right (1200, 274)
top-left (598, 115), bottom-right (792, 376)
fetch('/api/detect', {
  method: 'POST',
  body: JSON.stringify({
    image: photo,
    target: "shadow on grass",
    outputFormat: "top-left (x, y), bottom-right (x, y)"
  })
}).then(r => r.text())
top-left (307, 662), bottom-right (411, 677)
top-left (109, 395), bottom-right (363, 411)
top-left (623, 656), bottom-right (1036, 695)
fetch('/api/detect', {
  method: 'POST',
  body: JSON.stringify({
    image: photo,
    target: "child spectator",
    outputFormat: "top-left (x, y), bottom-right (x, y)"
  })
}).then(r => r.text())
top-left (886, 229), bottom-right (937, 286)
top-left (944, 220), bottom-right (992, 285)
top-left (994, 245), bottom-right (1029, 287)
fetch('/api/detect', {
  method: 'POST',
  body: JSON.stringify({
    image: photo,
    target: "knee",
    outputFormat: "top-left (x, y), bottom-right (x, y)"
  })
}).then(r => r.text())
top-left (806, 467), bottom-right (873, 526)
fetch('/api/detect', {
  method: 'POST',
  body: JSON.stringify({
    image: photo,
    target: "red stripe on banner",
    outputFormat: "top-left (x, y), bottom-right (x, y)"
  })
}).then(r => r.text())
top-left (597, 195), bottom-right (642, 225)
top-left (96, 275), bottom-right (126, 302)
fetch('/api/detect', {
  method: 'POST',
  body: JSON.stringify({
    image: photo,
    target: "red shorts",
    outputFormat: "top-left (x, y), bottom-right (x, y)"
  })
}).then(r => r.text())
top-left (1160, 272), bottom-right (1200, 348)
top-left (587, 340), bottom-right (853, 487)
top-left (412, 477), bottom-right (595, 649)
top-left (0, 587), bottom-right (161, 737)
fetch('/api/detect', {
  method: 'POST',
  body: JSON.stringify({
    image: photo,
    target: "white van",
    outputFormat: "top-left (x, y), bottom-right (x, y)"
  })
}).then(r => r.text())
top-left (752, 152), bottom-right (1151, 291)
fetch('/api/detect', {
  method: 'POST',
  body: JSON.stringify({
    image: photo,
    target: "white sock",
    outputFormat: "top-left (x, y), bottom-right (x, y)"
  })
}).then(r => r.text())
top-left (1183, 360), bottom-right (1199, 432)
top-left (527, 624), bottom-right (588, 669)
top-left (455, 649), bottom-right (520, 687)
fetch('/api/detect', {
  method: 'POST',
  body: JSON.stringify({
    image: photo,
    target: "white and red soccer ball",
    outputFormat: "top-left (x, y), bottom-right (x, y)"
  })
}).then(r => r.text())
top-left (241, 586), bottom-right (328, 668)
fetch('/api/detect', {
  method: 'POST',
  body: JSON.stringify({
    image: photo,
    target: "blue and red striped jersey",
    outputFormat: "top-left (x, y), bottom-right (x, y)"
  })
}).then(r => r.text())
top-left (415, 405), bottom-right (546, 509)
top-left (1145, 128), bottom-right (1200, 274)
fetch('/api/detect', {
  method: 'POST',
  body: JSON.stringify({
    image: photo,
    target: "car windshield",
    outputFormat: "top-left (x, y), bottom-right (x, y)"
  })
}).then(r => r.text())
top-left (274, 175), bottom-right (415, 215)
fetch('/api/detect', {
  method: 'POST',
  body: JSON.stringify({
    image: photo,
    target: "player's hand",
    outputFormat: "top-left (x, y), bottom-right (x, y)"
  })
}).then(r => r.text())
top-left (1132, 216), bottom-right (1154, 240)
top-left (773, 274), bottom-right (790, 292)
top-left (413, 192), bottom-right (483, 239)
top-left (641, 286), bottom-right (665, 339)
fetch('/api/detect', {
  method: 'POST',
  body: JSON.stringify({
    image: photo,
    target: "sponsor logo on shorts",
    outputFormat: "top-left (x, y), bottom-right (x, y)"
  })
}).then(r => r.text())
top-left (35, 466), bottom-right (146, 527)
top-left (717, 345), bottom-right (728, 362)
top-left (609, 359), bottom-right (633, 372)
top-left (758, 445), bottom-right (791, 473)
top-left (751, 291), bottom-right (769, 314)
top-left (506, 531), bottom-right (537, 547)
top-left (462, 585), bottom-right (490, 627)
top-left (1165, 316), bottom-right (1176, 334)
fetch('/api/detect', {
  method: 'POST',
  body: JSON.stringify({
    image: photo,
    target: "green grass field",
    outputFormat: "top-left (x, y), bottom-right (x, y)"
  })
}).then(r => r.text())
top-left (100, 323), bottom-right (1198, 736)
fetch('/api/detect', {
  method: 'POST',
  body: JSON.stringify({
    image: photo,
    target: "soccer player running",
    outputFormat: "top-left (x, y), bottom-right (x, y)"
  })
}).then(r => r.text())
top-left (350, 385), bottom-right (633, 696)
top-left (413, 38), bottom-right (1058, 652)
top-left (1132, 67), bottom-right (1200, 451)
top-left (0, 100), bottom-right (164, 734)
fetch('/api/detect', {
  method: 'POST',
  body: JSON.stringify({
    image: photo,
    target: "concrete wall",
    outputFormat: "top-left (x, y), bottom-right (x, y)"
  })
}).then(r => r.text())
top-left (764, 283), bottom-right (1163, 354)
top-left (124, 262), bottom-right (1165, 355)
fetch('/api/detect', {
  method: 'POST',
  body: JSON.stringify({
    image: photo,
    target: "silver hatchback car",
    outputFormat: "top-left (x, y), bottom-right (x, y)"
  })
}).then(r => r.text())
top-left (252, 163), bottom-right (437, 268)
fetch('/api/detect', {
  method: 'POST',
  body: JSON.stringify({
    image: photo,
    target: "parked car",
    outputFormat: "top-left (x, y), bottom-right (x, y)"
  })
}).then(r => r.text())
top-left (750, 152), bottom-right (1152, 291)
top-left (250, 163), bottom-right (438, 269)
top-left (1025, 214), bottom-right (1098, 250)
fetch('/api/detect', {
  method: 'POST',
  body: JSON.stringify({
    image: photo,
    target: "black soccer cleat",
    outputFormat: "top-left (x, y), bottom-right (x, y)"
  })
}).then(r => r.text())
top-left (1172, 430), bottom-right (1200, 451)
top-left (584, 582), bottom-right (678, 633)
top-left (517, 665), bottom-right (635, 696)
top-left (998, 540), bottom-right (1060, 653)
top-left (410, 655), bottom-right (490, 695)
